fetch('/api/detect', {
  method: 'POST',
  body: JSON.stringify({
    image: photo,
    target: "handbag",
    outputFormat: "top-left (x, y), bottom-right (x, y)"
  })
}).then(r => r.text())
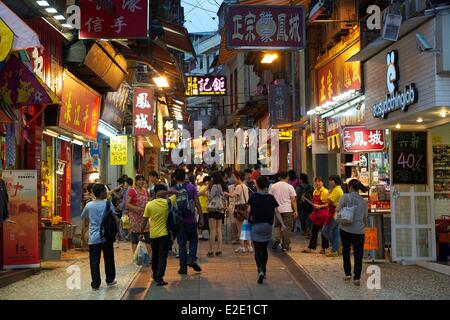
top-left (121, 214), bottom-right (130, 229)
top-left (234, 185), bottom-right (248, 221)
top-left (336, 195), bottom-right (357, 224)
top-left (240, 219), bottom-right (252, 241)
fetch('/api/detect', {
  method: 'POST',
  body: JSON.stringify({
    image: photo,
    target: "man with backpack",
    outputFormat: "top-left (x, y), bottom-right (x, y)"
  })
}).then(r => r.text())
top-left (172, 168), bottom-right (203, 275)
top-left (81, 183), bottom-right (119, 290)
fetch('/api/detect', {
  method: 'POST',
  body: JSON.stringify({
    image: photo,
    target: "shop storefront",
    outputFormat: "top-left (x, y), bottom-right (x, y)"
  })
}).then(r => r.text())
top-left (363, 15), bottom-right (450, 263)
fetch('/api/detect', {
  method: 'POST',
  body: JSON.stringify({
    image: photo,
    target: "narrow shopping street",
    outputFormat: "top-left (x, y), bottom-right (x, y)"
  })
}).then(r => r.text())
top-left (1, 234), bottom-right (448, 300)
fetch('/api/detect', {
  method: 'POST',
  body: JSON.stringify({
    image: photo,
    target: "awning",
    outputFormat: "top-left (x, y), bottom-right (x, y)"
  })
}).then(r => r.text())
top-left (347, 16), bottom-right (432, 62)
top-left (157, 20), bottom-right (196, 57)
top-left (0, 54), bottom-right (59, 106)
top-left (0, 1), bottom-right (41, 51)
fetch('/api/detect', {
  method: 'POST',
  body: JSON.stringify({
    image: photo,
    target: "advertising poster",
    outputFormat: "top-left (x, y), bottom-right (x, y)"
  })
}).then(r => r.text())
top-left (2, 170), bottom-right (39, 269)
top-left (110, 136), bottom-right (128, 165)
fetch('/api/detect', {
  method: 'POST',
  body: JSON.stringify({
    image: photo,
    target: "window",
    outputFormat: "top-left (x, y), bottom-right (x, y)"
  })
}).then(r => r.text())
top-left (206, 55), bottom-right (210, 71)
top-left (199, 56), bottom-right (203, 70)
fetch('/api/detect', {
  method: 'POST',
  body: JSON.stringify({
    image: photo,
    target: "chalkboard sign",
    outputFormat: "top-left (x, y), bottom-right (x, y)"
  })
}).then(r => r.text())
top-left (392, 131), bottom-right (427, 184)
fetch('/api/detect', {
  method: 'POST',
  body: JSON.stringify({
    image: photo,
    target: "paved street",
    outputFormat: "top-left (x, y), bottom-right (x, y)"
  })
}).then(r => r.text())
top-left (0, 234), bottom-right (449, 300)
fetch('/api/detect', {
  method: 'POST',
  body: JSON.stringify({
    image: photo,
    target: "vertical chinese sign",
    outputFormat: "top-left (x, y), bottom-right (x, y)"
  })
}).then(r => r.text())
top-left (342, 126), bottom-right (385, 153)
top-left (110, 136), bottom-right (128, 165)
top-left (41, 144), bottom-right (53, 216)
top-left (59, 71), bottom-right (102, 141)
top-left (163, 118), bottom-right (179, 149)
top-left (80, 0), bottom-right (149, 39)
top-left (268, 83), bottom-right (290, 127)
top-left (227, 5), bottom-right (306, 50)
top-left (133, 87), bottom-right (154, 136)
top-left (101, 82), bottom-right (130, 131)
top-left (3, 170), bottom-right (39, 269)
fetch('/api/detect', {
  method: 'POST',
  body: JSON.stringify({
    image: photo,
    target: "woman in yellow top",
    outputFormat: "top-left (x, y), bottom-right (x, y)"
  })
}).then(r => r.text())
top-left (198, 176), bottom-right (211, 240)
top-left (302, 177), bottom-right (329, 253)
top-left (322, 175), bottom-right (344, 257)
top-left (142, 184), bottom-right (177, 286)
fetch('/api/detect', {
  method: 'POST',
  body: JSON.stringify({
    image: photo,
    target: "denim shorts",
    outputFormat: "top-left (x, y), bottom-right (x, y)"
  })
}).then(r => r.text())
top-left (130, 232), bottom-right (151, 244)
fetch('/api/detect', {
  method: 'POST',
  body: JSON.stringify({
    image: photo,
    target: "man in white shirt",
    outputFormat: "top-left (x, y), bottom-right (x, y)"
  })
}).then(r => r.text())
top-left (269, 172), bottom-right (298, 251)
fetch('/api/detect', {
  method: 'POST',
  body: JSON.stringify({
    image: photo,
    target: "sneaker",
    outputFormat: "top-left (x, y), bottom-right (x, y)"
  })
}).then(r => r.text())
top-left (343, 276), bottom-right (352, 282)
top-left (281, 247), bottom-right (290, 252)
top-left (235, 247), bottom-right (244, 253)
top-left (215, 251), bottom-right (222, 257)
top-left (207, 251), bottom-right (214, 257)
top-left (157, 281), bottom-right (168, 286)
top-left (106, 280), bottom-right (117, 287)
top-left (271, 241), bottom-right (280, 250)
top-left (326, 251), bottom-right (339, 257)
top-left (257, 272), bottom-right (264, 284)
top-left (92, 287), bottom-right (100, 291)
top-left (188, 262), bottom-right (202, 272)
top-left (301, 248), bottom-right (313, 253)
top-left (178, 268), bottom-right (187, 275)
top-left (353, 279), bottom-right (361, 286)
top-left (319, 249), bottom-right (326, 254)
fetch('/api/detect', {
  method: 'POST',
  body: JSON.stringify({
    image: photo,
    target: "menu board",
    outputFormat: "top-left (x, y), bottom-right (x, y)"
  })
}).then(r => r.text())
top-left (392, 131), bottom-right (427, 184)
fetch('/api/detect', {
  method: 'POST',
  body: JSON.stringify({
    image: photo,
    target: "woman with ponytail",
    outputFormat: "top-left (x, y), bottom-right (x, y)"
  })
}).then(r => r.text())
top-left (336, 179), bottom-right (369, 286)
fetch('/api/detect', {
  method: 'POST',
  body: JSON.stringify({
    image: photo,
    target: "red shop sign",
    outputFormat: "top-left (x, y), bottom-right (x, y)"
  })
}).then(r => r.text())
top-left (226, 5), bottom-right (306, 50)
top-left (80, 0), bottom-right (148, 39)
top-left (133, 87), bottom-right (154, 136)
top-left (342, 126), bottom-right (385, 153)
top-left (59, 70), bottom-right (102, 141)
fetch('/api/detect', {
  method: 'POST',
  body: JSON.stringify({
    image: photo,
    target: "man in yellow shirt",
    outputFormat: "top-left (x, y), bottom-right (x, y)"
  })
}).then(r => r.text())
top-left (323, 175), bottom-right (344, 257)
top-left (142, 184), bottom-right (176, 286)
top-left (197, 176), bottom-right (211, 240)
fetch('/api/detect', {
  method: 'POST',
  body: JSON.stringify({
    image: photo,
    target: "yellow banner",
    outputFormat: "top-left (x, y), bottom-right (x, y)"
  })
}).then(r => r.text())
top-left (41, 146), bottom-right (53, 210)
top-left (110, 136), bottom-right (128, 165)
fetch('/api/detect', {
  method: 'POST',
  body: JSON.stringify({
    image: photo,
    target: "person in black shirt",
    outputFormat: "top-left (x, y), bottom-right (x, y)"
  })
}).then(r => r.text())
top-left (248, 176), bottom-right (286, 284)
top-left (244, 169), bottom-right (257, 194)
top-left (296, 173), bottom-right (314, 238)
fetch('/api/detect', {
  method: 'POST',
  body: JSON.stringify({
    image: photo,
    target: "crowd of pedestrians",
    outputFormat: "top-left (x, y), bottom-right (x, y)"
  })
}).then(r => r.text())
top-left (81, 164), bottom-right (369, 289)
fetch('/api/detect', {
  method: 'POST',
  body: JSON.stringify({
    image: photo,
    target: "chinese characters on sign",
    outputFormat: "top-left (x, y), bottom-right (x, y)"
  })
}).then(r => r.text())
top-left (342, 126), bottom-right (385, 153)
top-left (101, 82), bottom-right (130, 131)
top-left (80, 0), bottom-right (148, 39)
top-left (59, 70), bottom-right (101, 141)
top-left (315, 116), bottom-right (327, 142)
top-left (269, 83), bottom-right (290, 126)
top-left (227, 5), bottom-right (305, 49)
top-left (317, 41), bottom-right (361, 105)
top-left (163, 118), bottom-right (179, 149)
top-left (279, 129), bottom-right (293, 141)
top-left (110, 136), bottom-right (128, 165)
top-left (41, 146), bottom-right (53, 211)
top-left (185, 76), bottom-right (227, 96)
top-left (133, 87), bottom-right (154, 136)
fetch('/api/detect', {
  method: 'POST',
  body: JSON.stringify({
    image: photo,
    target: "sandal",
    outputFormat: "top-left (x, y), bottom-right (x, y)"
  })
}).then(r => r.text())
top-left (301, 248), bottom-right (313, 253)
top-left (207, 251), bottom-right (214, 257)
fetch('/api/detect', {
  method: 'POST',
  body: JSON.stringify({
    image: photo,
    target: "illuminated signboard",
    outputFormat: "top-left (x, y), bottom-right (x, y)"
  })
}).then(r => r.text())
top-left (186, 76), bottom-right (227, 96)
top-left (279, 129), bottom-right (293, 141)
top-left (163, 118), bottom-right (179, 149)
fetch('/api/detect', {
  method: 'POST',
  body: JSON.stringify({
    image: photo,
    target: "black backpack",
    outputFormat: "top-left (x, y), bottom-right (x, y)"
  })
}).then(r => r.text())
top-left (100, 201), bottom-right (118, 242)
top-left (167, 198), bottom-right (182, 236)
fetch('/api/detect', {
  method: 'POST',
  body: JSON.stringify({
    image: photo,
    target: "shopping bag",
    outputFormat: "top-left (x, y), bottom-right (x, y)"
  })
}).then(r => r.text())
top-left (121, 214), bottom-right (130, 230)
top-left (240, 219), bottom-right (252, 241)
top-left (133, 241), bottom-right (150, 266)
top-left (336, 206), bottom-right (356, 225)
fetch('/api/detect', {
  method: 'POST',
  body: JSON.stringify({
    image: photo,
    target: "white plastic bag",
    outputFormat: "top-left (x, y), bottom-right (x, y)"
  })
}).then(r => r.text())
top-left (240, 219), bottom-right (252, 241)
top-left (133, 241), bottom-right (150, 266)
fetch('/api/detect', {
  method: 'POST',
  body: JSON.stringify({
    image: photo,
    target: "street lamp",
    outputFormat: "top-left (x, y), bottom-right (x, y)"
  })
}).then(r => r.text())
top-left (153, 76), bottom-right (170, 88)
top-left (261, 53), bottom-right (278, 64)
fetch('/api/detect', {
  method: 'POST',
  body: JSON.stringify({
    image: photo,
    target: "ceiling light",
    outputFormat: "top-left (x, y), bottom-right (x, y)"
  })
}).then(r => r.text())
top-left (53, 15), bottom-right (66, 20)
top-left (395, 123), bottom-right (401, 129)
top-left (153, 76), bottom-right (170, 88)
top-left (45, 7), bottom-right (58, 13)
top-left (36, 1), bottom-right (50, 6)
top-left (61, 23), bottom-right (74, 29)
top-left (261, 53), bottom-right (278, 64)
top-left (440, 111), bottom-right (447, 118)
top-left (416, 117), bottom-right (423, 123)
top-left (174, 99), bottom-right (184, 105)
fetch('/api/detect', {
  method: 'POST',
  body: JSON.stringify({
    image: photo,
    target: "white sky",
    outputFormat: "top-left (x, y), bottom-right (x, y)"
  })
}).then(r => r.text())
top-left (181, 0), bottom-right (221, 33)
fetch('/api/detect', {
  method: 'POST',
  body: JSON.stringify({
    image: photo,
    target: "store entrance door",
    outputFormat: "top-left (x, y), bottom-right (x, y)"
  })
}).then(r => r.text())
top-left (390, 131), bottom-right (436, 262)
